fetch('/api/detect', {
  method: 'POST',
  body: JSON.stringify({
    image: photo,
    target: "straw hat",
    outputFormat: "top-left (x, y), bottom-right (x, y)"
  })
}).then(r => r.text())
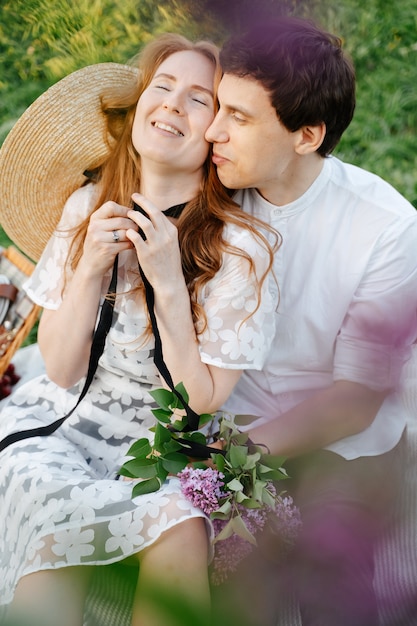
top-left (0, 63), bottom-right (138, 261)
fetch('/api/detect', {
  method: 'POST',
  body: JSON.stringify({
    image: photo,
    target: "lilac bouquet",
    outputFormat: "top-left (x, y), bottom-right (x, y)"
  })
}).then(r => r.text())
top-left (119, 383), bottom-right (302, 583)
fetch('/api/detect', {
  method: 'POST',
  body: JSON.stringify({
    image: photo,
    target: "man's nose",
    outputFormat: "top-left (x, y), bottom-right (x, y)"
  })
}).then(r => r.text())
top-left (205, 114), bottom-right (227, 143)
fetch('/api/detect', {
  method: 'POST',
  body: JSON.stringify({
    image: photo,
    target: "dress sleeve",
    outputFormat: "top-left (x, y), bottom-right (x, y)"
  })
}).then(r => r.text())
top-left (197, 224), bottom-right (277, 370)
top-left (334, 216), bottom-right (417, 390)
top-left (23, 185), bottom-right (97, 310)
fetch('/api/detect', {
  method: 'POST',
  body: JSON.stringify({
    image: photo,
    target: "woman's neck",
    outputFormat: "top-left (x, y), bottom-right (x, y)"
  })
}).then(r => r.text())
top-left (139, 162), bottom-right (202, 210)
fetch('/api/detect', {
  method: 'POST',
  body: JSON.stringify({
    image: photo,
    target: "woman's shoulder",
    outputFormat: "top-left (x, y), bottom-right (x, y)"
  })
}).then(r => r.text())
top-left (59, 183), bottom-right (99, 228)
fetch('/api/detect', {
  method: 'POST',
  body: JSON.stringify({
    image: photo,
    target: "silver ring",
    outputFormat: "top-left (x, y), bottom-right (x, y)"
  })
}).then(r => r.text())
top-left (112, 230), bottom-right (120, 243)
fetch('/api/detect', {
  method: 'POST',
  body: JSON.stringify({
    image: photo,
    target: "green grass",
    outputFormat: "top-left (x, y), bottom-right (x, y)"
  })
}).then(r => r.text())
top-left (0, 0), bottom-right (415, 350)
top-left (1, 0), bottom-right (416, 203)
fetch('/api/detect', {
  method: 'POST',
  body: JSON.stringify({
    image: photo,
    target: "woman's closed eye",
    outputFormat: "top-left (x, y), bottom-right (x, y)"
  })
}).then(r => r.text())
top-left (192, 95), bottom-right (209, 106)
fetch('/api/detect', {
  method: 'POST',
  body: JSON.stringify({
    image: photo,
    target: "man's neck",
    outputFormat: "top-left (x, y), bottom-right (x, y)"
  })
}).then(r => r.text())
top-left (257, 154), bottom-right (325, 207)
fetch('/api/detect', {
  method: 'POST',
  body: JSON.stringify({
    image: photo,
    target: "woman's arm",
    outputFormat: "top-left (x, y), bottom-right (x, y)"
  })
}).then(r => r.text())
top-left (152, 279), bottom-right (243, 414)
top-left (38, 201), bottom-right (135, 388)
top-left (127, 193), bottom-right (273, 415)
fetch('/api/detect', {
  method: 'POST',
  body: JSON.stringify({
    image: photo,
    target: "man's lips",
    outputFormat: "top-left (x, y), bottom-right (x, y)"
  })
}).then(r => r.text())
top-left (212, 153), bottom-right (229, 166)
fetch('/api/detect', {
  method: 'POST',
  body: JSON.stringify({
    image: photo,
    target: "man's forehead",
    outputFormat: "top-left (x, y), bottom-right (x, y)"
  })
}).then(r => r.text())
top-left (218, 73), bottom-right (274, 116)
top-left (219, 73), bottom-right (266, 94)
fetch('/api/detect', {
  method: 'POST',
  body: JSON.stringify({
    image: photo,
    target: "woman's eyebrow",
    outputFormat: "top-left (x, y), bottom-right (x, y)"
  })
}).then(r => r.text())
top-left (153, 72), bottom-right (214, 97)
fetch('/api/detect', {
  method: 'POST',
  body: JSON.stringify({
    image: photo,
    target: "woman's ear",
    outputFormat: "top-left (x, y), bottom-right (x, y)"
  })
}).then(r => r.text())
top-left (295, 123), bottom-right (326, 155)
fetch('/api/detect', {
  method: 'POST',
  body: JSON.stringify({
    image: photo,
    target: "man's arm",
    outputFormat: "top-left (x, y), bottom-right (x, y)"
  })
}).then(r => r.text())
top-left (248, 380), bottom-right (388, 458)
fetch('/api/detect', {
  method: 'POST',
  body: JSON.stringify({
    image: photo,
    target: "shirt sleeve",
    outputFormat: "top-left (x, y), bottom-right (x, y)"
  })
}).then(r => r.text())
top-left (197, 224), bottom-right (277, 370)
top-left (334, 215), bottom-right (417, 390)
top-left (23, 185), bottom-right (97, 310)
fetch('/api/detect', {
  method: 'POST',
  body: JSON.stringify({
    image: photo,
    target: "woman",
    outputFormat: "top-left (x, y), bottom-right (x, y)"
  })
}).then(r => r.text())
top-left (0, 34), bottom-right (278, 626)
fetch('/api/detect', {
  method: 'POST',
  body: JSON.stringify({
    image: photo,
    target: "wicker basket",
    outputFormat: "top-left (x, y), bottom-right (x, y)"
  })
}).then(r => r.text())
top-left (0, 246), bottom-right (41, 376)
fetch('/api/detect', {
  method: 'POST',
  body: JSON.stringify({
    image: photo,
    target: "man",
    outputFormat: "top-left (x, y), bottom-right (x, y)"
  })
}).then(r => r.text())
top-left (206, 17), bottom-right (417, 626)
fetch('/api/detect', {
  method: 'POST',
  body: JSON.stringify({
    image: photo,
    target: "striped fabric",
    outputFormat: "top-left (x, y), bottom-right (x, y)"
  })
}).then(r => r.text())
top-left (375, 348), bottom-right (417, 626)
top-left (84, 563), bottom-right (136, 626)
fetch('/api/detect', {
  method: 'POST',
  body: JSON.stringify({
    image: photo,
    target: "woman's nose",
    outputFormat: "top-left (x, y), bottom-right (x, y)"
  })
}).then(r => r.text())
top-left (162, 92), bottom-right (183, 114)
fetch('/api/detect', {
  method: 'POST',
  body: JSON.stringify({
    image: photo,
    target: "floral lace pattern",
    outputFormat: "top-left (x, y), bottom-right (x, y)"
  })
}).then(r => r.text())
top-left (0, 185), bottom-right (277, 608)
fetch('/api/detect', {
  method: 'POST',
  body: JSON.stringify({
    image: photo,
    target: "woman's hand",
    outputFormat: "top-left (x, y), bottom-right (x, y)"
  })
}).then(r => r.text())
top-left (126, 193), bottom-right (183, 291)
top-left (80, 201), bottom-right (136, 277)
top-left (125, 192), bottom-right (242, 415)
top-left (39, 200), bottom-right (136, 387)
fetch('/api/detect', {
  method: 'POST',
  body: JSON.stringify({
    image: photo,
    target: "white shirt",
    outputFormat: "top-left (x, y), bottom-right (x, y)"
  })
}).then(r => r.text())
top-left (222, 156), bottom-right (417, 459)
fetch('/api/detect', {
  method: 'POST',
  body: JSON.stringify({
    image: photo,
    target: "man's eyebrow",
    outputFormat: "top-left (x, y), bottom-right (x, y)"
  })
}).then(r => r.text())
top-left (222, 102), bottom-right (254, 118)
top-left (153, 72), bottom-right (214, 97)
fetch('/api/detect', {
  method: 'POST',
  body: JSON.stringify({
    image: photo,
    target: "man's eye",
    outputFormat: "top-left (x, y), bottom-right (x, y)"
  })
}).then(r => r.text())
top-left (231, 112), bottom-right (245, 123)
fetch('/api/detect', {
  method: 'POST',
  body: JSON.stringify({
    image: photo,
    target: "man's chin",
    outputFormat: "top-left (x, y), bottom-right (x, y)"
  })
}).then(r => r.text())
top-left (216, 170), bottom-right (244, 191)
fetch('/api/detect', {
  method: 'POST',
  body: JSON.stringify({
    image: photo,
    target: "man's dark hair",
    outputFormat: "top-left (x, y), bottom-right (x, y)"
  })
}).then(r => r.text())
top-left (220, 17), bottom-right (356, 156)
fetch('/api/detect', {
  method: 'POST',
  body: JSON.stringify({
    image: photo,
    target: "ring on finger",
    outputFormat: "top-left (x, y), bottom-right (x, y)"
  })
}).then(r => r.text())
top-left (112, 230), bottom-right (120, 243)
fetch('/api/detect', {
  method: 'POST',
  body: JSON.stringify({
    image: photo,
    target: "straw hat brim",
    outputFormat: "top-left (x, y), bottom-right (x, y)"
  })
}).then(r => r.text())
top-left (0, 63), bottom-right (138, 261)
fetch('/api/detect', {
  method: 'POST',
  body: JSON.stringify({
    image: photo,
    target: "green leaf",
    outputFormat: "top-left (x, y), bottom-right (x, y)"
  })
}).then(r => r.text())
top-left (261, 488), bottom-right (277, 509)
top-left (132, 476), bottom-right (162, 497)
top-left (229, 445), bottom-right (248, 467)
top-left (150, 388), bottom-right (176, 411)
top-left (253, 479), bottom-right (268, 502)
top-left (213, 453), bottom-right (225, 472)
top-left (213, 519), bottom-right (235, 542)
top-left (232, 432), bottom-right (251, 446)
top-left (121, 458), bottom-right (158, 479)
top-left (118, 466), bottom-right (137, 479)
top-left (161, 452), bottom-right (188, 474)
top-left (242, 451), bottom-right (261, 470)
top-left (174, 381), bottom-right (189, 404)
top-left (151, 408), bottom-right (172, 423)
top-left (214, 500), bottom-right (232, 515)
top-left (155, 459), bottom-right (169, 483)
top-left (191, 461), bottom-right (209, 470)
top-left (160, 439), bottom-right (183, 454)
top-left (198, 413), bottom-right (213, 427)
top-left (187, 431), bottom-right (207, 445)
top-left (229, 515), bottom-right (258, 545)
top-left (154, 422), bottom-right (172, 448)
top-left (260, 468), bottom-right (288, 482)
top-left (257, 462), bottom-right (281, 475)
top-left (240, 498), bottom-right (262, 509)
top-left (226, 478), bottom-right (244, 492)
top-left (214, 515), bottom-right (257, 546)
top-left (170, 419), bottom-right (187, 432)
top-left (125, 438), bottom-right (152, 458)
top-left (233, 414), bottom-right (260, 427)
top-left (235, 490), bottom-right (250, 504)
top-left (260, 454), bottom-right (287, 470)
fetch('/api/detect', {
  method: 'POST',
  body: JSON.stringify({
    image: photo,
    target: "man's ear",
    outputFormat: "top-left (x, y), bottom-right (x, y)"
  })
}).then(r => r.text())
top-left (295, 123), bottom-right (326, 155)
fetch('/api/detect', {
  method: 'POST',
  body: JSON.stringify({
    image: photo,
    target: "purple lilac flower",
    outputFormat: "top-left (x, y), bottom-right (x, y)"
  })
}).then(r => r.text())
top-left (270, 495), bottom-right (303, 549)
top-left (178, 467), bottom-right (227, 515)
top-left (211, 518), bottom-right (254, 585)
top-left (178, 468), bottom-right (302, 584)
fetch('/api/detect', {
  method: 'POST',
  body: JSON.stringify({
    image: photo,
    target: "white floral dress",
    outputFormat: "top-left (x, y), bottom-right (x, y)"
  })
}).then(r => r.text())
top-left (0, 184), bottom-right (277, 610)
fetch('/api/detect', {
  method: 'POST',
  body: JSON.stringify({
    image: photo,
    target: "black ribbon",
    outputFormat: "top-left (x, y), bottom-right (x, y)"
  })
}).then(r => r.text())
top-left (0, 203), bottom-right (220, 459)
top-left (138, 264), bottom-right (200, 432)
top-left (0, 257), bottom-right (119, 453)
